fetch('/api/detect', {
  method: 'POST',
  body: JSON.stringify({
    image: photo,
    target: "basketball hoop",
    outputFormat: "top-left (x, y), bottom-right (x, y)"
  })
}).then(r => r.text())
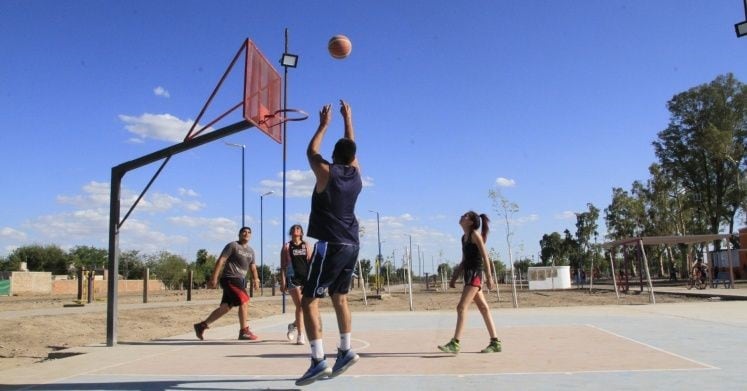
top-left (259, 108), bottom-right (309, 128)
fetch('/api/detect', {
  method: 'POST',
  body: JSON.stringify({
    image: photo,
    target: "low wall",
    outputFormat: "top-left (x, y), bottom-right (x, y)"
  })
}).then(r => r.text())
top-left (6, 272), bottom-right (166, 296)
top-left (52, 279), bottom-right (167, 295)
top-left (10, 271), bottom-right (52, 294)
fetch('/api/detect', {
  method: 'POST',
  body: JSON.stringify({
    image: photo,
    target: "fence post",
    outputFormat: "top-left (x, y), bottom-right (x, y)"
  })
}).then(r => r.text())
top-left (87, 271), bottom-right (94, 304)
top-left (187, 269), bottom-right (193, 301)
top-left (77, 268), bottom-right (84, 301)
top-left (143, 268), bottom-right (149, 303)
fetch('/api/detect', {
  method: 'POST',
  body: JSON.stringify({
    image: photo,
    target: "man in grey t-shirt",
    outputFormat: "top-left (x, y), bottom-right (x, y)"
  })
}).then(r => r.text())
top-left (193, 226), bottom-right (260, 340)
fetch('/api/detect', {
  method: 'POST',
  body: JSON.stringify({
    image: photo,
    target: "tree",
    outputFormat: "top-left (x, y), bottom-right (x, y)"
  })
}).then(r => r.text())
top-left (575, 203), bottom-right (599, 269)
top-left (652, 73), bottom-right (747, 241)
top-left (489, 187), bottom-right (519, 308)
top-left (69, 245), bottom-right (108, 271)
top-left (358, 259), bottom-right (372, 283)
top-left (539, 232), bottom-right (565, 266)
top-left (7, 245), bottom-right (69, 274)
top-left (604, 187), bottom-right (645, 241)
top-left (119, 250), bottom-right (145, 279)
top-left (192, 249), bottom-right (215, 287)
top-left (146, 251), bottom-right (189, 290)
top-left (436, 262), bottom-right (452, 278)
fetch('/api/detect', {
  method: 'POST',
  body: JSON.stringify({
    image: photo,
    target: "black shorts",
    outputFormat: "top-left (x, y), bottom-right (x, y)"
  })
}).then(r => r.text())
top-left (220, 277), bottom-right (249, 307)
top-left (303, 241), bottom-right (359, 298)
top-left (463, 268), bottom-right (483, 290)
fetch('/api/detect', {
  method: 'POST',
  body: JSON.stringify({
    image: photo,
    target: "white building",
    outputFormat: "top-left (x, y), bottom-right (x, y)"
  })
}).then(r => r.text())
top-left (528, 265), bottom-right (571, 290)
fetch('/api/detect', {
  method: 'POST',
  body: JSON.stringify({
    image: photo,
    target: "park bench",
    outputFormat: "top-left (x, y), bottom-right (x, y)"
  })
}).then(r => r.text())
top-left (711, 271), bottom-right (733, 288)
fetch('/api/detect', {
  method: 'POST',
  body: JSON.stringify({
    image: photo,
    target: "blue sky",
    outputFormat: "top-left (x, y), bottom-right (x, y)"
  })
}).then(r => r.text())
top-left (2, 1), bottom-right (746, 275)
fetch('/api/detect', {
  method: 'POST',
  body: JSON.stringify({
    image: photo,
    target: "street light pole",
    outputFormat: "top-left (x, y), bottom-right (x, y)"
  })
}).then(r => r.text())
top-left (279, 28), bottom-right (298, 314)
top-left (369, 210), bottom-right (382, 294)
top-left (407, 234), bottom-right (414, 311)
top-left (260, 190), bottom-right (274, 296)
top-left (224, 142), bottom-right (246, 227)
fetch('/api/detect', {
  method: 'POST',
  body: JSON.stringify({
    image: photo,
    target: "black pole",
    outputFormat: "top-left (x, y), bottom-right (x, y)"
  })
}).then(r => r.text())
top-left (281, 27), bottom-right (289, 314)
top-left (241, 146), bottom-right (245, 227)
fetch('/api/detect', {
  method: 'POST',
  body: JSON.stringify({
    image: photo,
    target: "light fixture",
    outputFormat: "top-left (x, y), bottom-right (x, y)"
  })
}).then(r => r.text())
top-left (280, 53), bottom-right (298, 68)
top-left (737, 21), bottom-right (747, 38)
top-left (738, 0), bottom-right (747, 38)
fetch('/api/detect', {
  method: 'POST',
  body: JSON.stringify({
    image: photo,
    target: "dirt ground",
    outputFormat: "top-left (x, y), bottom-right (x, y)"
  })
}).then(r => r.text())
top-left (0, 283), bottom-right (705, 372)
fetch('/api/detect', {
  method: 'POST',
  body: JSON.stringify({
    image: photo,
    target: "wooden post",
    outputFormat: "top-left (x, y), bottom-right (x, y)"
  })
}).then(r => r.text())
top-left (77, 268), bottom-right (84, 301)
top-left (87, 271), bottom-right (94, 304)
top-left (187, 269), bottom-right (193, 301)
top-left (638, 239), bottom-right (656, 304)
top-left (143, 268), bottom-right (149, 303)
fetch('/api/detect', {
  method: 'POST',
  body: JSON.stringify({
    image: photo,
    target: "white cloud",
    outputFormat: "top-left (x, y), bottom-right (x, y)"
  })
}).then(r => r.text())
top-left (257, 169), bottom-right (316, 197)
top-left (28, 209), bottom-right (109, 240)
top-left (256, 170), bottom-right (375, 198)
top-left (57, 182), bottom-right (204, 215)
top-left (153, 86), bottom-right (171, 98)
top-left (118, 113), bottom-right (214, 143)
top-left (495, 177), bottom-right (516, 187)
top-left (0, 227), bottom-right (27, 241)
top-left (515, 214), bottom-right (540, 225)
top-left (168, 216), bottom-right (241, 242)
top-left (554, 211), bottom-right (577, 220)
top-left (178, 188), bottom-right (199, 197)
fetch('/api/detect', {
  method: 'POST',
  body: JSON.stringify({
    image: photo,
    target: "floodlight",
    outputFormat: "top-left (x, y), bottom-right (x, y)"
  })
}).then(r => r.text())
top-left (280, 53), bottom-right (298, 68)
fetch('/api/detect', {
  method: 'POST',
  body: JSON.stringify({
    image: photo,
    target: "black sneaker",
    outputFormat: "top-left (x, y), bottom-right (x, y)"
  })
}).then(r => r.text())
top-left (193, 322), bottom-right (207, 340)
top-left (238, 327), bottom-right (258, 340)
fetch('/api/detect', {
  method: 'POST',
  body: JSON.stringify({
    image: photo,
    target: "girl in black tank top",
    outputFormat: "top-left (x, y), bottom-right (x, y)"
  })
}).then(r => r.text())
top-left (438, 211), bottom-right (502, 354)
top-left (280, 224), bottom-right (312, 345)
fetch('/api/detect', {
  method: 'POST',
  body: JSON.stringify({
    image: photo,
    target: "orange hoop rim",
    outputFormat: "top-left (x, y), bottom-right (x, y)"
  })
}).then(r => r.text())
top-left (259, 108), bottom-right (309, 128)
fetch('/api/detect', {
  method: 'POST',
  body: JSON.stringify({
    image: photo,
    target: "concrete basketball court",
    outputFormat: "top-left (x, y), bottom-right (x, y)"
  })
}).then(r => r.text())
top-left (1, 300), bottom-right (745, 390)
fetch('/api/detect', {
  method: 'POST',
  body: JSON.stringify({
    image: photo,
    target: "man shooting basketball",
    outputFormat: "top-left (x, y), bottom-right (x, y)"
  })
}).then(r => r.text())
top-left (296, 100), bottom-right (362, 386)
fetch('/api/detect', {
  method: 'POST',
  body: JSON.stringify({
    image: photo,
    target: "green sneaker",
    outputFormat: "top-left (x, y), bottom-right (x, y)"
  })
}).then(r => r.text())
top-left (481, 339), bottom-right (501, 353)
top-left (438, 338), bottom-right (460, 354)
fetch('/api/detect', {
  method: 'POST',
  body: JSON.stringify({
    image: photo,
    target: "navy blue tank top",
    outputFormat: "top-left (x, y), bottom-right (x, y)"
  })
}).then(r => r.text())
top-left (308, 164), bottom-right (362, 245)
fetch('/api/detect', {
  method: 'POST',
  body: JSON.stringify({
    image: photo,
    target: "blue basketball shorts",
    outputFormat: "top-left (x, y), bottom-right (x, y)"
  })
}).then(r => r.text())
top-left (302, 241), bottom-right (359, 298)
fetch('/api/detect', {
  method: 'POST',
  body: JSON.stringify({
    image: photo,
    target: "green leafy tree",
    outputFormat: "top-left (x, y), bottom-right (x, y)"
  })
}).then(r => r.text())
top-left (7, 245), bottom-right (69, 274)
top-left (358, 259), bottom-right (372, 283)
top-left (539, 232), bottom-right (565, 266)
top-left (574, 203), bottom-right (600, 272)
top-left (652, 73), bottom-right (747, 240)
top-left (605, 187), bottom-right (646, 240)
top-left (69, 245), bottom-right (108, 271)
top-left (513, 258), bottom-right (532, 276)
top-left (120, 249), bottom-right (145, 279)
top-left (257, 264), bottom-right (273, 287)
top-left (437, 262), bottom-right (452, 278)
top-left (192, 249), bottom-right (215, 287)
top-left (146, 251), bottom-right (189, 289)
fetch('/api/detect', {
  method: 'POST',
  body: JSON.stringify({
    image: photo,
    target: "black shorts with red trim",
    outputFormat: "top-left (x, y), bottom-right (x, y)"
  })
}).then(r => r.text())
top-left (220, 277), bottom-right (249, 308)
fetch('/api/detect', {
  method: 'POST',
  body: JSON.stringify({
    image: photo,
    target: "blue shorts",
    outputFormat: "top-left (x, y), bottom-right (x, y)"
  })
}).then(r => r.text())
top-left (303, 241), bottom-right (359, 298)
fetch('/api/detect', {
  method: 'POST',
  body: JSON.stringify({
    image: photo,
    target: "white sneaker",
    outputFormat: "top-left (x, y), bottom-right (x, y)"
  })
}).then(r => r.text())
top-left (287, 322), bottom-right (296, 341)
top-left (296, 334), bottom-right (306, 345)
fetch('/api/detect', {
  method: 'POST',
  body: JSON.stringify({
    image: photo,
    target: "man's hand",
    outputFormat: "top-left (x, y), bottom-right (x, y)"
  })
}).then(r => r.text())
top-left (340, 99), bottom-right (352, 121)
top-left (319, 104), bottom-right (332, 127)
top-left (252, 278), bottom-right (260, 290)
top-left (207, 278), bottom-right (218, 289)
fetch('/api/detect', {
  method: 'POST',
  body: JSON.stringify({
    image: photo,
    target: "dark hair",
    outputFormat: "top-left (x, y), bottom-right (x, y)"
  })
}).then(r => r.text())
top-left (464, 211), bottom-right (490, 243)
top-left (332, 138), bottom-right (357, 164)
top-left (288, 224), bottom-right (304, 236)
top-left (239, 226), bottom-right (252, 234)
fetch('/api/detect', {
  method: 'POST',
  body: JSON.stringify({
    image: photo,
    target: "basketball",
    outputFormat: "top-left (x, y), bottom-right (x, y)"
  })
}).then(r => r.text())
top-left (328, 35), bottom-right (352, 59)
